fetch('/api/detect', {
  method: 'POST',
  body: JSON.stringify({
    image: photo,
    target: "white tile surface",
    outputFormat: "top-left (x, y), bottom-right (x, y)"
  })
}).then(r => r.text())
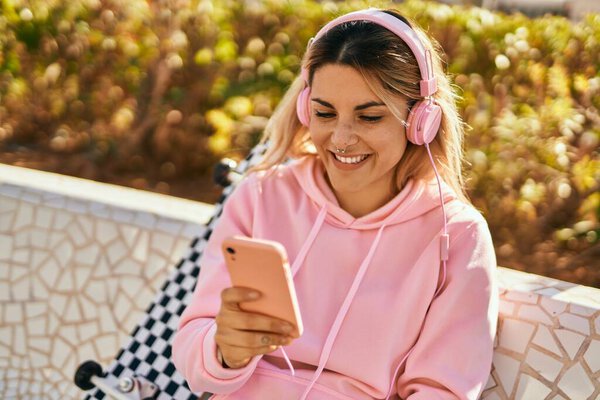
top-left (11, 275), bottom-right (30, 301)
top-left (570, 304), bottom-right (596, 317)
top-left (50, 336), bottom-right (70, 368)
top-left (0, 212), bottom-right (15, 231)
top-left (77, 321), bottom-right (100, 343)
top-left (34, 207), bottom-right (54, 229)
top-left (64, 198), bottom-right (87, 214)
top-left (0, 326), bottom-right (12, 346)
top-left (133, 212), bottom-right (157, 229)
top-left (132, 230), bottom-right (150, 262)
top-left (0, 196), bottom-right (18, 213)
top-left (558, 313), bottom-right (590, 335)
top-left (111, 208), bottom-right (135, 223)
top-left (75, 215), bottom-right (94, 238)
top-left (0, 234), bottom-right (14, 261)
top-left (98, 305), bottom-right (116, 333)
top-left (10, 264), bottom-right (28, 282)
top-left (66, 219), bottom-right (87, 247)
top-left (514, 374), bottom-right (552, 399)
top-left (554, 329), bottom-right (586, 359)
top-left (540, 295), bottom-right (568, 316)
top-left (74, 266), bottom-right (93, 289)
top-left (31, 249), bottom-right (50, 269)
top-left (83, 280), bottom-right (108, 304)
top-left (53, 210), bottom-right (73, 230)
top-left (58, 324), bottom-right (78, 345)
top-left (48, 293), bottom-right (68, 316)
top-left (106, 240), bottom-right (128, 265)
top-left (583, 339), bottom-right (600, 373)
top-left (151, 231), bottom-right (176, 256)
top-left (499, 319), bottom-right (536, 353)
top-left (525, 348), bottom-right (563, 381)
top-left (155, 218), bottom-right (184, 235)
top-left (31, 275), bottom-right (49, 299)
top-left (13, 326), bottom-right (26, 355)
top-left (21, 190), bottom-right (42, 204)
top-left (113, 258), bottom-right (141, 274)
top-left (119, 224), bottom-right (140, 248)
top-left (64, 297), bottom-right (82, 322)
top-left (532, 325), bottom-right (563, 357)
top-left (95, 220), bottom-right (119, 245)
top-left (54, 240), bottom-right (74, 267)
top-left (12, 248), bottom-right (29, 263)
top-left (492, 352), bottom-right (521, 396)
top-left (74, 243), bottom-right (101, 266)
top-left (557, 362), bottom-right (596, 400)
top-left (56, 271), bottom-right (74, 291)
top-left (13, 202), bottom-right (34, 230)
top-left (5, 303), bottom-right (23, 324)
top-left (25, 302), bottom-right (47, 319)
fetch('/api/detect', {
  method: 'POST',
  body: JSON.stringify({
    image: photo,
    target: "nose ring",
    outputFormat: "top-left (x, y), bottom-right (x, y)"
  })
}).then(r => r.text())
top-left (335, 147), bottom-right (347, 154)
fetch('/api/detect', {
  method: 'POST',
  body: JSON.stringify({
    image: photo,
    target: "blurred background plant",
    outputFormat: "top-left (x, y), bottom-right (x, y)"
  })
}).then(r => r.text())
top-left (0, 0), bottom-right (598, 287)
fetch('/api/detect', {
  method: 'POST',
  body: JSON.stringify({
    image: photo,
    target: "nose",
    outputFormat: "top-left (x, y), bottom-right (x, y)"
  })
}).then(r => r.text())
top-left (330, 120), bottom-right (359, 148)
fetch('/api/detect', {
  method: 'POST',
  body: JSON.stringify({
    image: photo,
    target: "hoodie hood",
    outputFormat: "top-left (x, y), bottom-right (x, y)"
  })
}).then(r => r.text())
top-left (290, 156), bottom-right (457, 230)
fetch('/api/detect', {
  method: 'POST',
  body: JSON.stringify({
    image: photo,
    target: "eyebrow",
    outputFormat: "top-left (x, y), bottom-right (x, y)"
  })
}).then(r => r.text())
top-left (311, 98), bottom-right (385, 111)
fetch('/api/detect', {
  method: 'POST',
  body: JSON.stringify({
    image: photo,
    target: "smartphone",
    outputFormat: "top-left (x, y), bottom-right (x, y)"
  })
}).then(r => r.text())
top-left (222, 236), bottom-right (303, 337)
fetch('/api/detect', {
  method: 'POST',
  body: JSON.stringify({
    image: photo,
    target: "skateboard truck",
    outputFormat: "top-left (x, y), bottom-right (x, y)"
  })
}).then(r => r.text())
top-left (74, 360), bottom-right (158, 400)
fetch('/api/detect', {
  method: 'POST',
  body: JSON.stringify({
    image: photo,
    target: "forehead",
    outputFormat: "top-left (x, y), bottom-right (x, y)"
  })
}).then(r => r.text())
top-left (310, 64), bottom-right (381, 104)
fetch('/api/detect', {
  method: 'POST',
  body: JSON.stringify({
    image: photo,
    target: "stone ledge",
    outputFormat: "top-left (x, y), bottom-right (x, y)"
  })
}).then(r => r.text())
top-left (0, 163), bottom-right (215, 225)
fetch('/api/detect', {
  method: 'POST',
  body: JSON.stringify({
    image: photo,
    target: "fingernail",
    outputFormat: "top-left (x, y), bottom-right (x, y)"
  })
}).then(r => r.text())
top-left (248, 291), bottom-right (260, 299)
top-left (281, 324), bottom-right (292, 333)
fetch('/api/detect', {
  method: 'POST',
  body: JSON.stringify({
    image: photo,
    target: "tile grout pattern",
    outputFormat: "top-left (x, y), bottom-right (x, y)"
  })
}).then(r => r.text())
top-left (1, 169), bottom-right (599, 399)
top-left (481, 279), bottom-right (600, 399)
top-left (0, 183), bottom-right (205, 399)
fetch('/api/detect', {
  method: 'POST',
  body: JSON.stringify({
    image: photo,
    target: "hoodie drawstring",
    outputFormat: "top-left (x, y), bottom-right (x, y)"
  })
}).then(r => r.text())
top-left (298, 224), bottom-right (387, 400)
top-left (291, 205), bottom-right (328, 277)
top-left (278, 205), bottom-right (328, 377)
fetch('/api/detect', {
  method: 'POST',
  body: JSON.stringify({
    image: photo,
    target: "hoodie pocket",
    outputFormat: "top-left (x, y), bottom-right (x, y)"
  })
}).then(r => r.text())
top-left (213, 366), bottom-right (358, 400)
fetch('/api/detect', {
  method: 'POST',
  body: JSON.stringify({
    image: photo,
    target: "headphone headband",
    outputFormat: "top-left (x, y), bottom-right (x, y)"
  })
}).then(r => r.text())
top-left (302, 9), bottom-right (437, 97)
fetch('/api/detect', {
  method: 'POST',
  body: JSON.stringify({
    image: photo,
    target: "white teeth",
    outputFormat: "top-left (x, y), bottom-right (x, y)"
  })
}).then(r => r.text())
top-left (334, 154), bottom-right (368, 164)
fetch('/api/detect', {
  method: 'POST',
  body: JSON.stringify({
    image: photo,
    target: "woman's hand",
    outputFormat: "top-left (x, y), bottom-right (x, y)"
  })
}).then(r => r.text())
top-left (215, 287), bottom-right (297, 369)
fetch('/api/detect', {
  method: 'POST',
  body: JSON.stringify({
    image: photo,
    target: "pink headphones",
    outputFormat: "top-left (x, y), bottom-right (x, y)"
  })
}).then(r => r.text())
top-left (296, 8), bottom-right (442, 146)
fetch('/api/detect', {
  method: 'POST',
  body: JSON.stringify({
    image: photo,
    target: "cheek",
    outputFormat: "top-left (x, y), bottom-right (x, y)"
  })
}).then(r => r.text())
top-left (308, 125), bottom-right (328, 147)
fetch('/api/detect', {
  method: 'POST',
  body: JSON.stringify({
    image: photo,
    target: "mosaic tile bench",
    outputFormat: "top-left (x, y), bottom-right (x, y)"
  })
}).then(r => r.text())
top-left (0, 162), bottom-right (598, 400)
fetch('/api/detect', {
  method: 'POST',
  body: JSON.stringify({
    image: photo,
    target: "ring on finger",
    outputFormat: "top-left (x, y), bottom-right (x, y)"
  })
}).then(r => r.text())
top-left (261, 335), bottom-right (270, 345)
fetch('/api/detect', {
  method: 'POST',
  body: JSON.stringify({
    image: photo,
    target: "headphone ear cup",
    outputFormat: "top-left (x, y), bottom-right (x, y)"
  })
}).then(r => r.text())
top-left (296, 87), bottom-right (312, 127)
top-left (406, 101), bottom-right (442, 145)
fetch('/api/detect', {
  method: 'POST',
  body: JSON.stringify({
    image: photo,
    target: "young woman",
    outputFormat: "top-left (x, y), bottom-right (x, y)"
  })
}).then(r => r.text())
top-left (173, 8), bottom-right (498, 400)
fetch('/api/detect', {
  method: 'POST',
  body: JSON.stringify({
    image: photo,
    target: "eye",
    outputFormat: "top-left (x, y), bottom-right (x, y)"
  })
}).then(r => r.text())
top-left (314, 110), bottom-right (336, 119)
top-left (360, 115), bottom-right (383, 123)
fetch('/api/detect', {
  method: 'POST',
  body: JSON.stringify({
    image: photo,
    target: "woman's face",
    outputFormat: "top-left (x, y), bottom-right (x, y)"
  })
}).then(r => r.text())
top-left (308, 64), bottom-right (409, 215)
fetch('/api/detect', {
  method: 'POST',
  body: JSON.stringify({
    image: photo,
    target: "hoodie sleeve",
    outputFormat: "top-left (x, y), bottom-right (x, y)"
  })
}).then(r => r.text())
top-left (172, 174), bottom-right (264, 395)
top-left (396, 217), bottom-right (499, 400)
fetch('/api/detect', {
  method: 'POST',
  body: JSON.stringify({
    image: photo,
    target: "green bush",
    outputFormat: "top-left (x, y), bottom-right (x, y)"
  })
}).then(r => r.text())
top-left (0, 0), bottom-right (598, 286)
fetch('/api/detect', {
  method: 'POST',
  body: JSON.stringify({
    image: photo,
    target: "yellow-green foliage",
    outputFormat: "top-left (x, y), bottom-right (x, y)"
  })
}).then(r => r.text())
top-left (0, 0), bottom-right (598, 285)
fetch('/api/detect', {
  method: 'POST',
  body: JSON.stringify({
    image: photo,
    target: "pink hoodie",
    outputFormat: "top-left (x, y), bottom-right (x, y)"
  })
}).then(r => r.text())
top-left (172, 156), bottom-right (498, 400)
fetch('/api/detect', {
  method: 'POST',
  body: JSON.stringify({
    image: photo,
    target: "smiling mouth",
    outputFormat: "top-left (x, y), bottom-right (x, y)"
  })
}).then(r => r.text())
top-left (332, 153), bottom-right (370, 164)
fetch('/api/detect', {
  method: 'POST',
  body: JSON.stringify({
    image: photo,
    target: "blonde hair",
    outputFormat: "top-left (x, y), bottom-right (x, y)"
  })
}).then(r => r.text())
top-left (252, 9), bottom-right (470, 204)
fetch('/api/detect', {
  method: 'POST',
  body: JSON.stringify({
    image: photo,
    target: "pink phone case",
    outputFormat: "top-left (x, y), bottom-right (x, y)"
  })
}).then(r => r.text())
top-left (222, 236), bottom-right (303, 337)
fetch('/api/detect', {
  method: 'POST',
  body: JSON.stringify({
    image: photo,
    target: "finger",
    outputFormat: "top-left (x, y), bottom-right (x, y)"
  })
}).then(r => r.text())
top-left (218, 310), bottom-right (295, 335)
top-left (221, 343), bottom-right (282, 366)
top-left (221, 287), bottom-right (261, 307)
top-left (216, 329), bottom-right (293, 348)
